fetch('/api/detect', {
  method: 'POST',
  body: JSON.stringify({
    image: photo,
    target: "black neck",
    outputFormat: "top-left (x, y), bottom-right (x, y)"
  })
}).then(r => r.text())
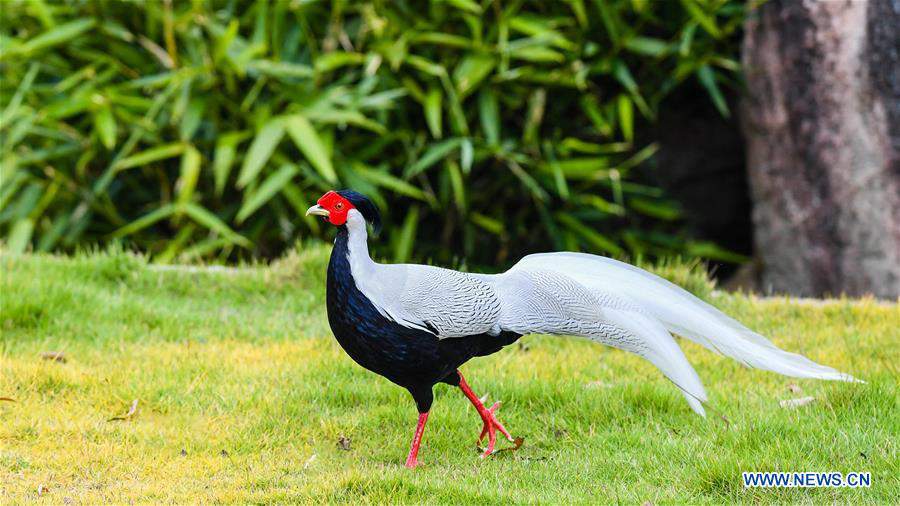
top-left (327, 226), bottom-right (350, 285)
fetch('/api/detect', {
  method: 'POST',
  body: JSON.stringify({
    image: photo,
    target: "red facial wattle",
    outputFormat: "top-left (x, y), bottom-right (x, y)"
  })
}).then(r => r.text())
top-left (317, 190), bottom-right (355, 226)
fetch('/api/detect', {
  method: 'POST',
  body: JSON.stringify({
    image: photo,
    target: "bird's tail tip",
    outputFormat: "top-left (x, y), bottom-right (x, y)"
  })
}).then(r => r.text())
top-left (832, 372), bottom-right (864, 383)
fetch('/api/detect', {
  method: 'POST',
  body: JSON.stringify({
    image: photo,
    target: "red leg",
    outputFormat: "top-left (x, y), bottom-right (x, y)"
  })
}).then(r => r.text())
top-left (457, 371), bottom-right (516, 457)
top-left (405, 411), bottom-right (429, 468)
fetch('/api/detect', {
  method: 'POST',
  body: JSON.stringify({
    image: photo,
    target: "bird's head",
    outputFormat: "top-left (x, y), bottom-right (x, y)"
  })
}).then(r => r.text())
top-left (306, 190), bottom-right (382, 233)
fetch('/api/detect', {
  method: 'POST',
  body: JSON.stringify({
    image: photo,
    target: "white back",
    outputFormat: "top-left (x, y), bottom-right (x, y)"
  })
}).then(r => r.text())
top-left (345, 210), bottom-right (501, 338)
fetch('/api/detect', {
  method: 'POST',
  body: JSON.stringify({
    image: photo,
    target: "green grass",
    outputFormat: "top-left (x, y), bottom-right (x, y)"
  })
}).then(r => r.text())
top-left (1, 247), bottom-right (898, 504)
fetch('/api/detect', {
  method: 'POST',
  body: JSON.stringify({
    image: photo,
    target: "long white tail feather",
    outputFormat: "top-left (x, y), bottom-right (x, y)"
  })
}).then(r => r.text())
top-left (516, 253), bottom-right (857, 390)
top-left (603, 309), bottom-right (708, 416)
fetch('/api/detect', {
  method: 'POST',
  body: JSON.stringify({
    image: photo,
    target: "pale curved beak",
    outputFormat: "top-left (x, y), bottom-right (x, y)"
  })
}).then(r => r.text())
top-left (305, 204), bottom-right (329, 217)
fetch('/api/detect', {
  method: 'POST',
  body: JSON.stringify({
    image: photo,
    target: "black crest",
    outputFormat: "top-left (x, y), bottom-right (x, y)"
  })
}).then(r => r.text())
top-left (337, 189), bottom-right (382, 234)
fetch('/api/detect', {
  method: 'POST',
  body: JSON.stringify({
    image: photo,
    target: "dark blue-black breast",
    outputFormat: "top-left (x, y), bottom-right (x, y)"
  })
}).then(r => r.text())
top-left (324, 227), bottom-right (520, 393)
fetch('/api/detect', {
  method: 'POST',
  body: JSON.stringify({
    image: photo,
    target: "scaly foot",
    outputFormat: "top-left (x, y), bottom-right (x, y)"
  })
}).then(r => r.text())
top-left (404, 412), bottom-right (429, 468)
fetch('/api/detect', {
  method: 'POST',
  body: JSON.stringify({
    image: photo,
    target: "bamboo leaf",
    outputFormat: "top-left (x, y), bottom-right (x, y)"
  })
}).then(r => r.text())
top-left (442, 74), bottom-right (469, 135)
top-left (581, 96), bottom-right (613, 137)
top-left (697, 65), bottom-right (730, 117)
top-left (523, 89), bottom-right (546, 146)
top-left (509, 45), bottom-right (566, 63)
top-left (393, 205), bottom-right (420, 263)
top-left (406, 55), bottom-right (447, 77)
top-left (237, 120), bottom-right (285, 188)
top-left (113, 143), bottom-right (185, 170)
top-left (541, 157), bottom-right (610, 179)
top-left (356, 165), bottom-right (429, 202)
top-left (447, 160), bottom-right (466, 211)
top-left (508, 16), bottom-right (576, 51)
top-left (478, 89), bottom-right (500, 145)
top-left (304, 109), bottom-right (387, 134)
top-left (281, 182), bottom-right (317, 226)
top-left (506, 161), bottom-right (549, 201)
top-left (594, 0), bottom-right (621, 43)
top-left (8, 18), bottom-right (95, 56)
top-left (7, 219), bottom-right (34, 253)
top-left (180, 97), bottom-right (206, 140)
top-left (453, 54), bottom-right (495, 99)
top-left (94, 106), bottom-right (117, 150)
top-left (469, 212), bottom-right (503, 235)
top-left (213, 19), bottom-right (239, 63)
top-left (5, 115), bottom-right (35, 149)
top-left (176, 146), bottom-right (201, 208)
top-left (111, 204), bottom-right (176, 238)
top-left (411, 32), bottom-right (473, 49)
top-left (358, 88), bottom-right (407, 110)
top-left (155, 224), bottom-right (196, 264)
top-left (578, 194), bottom-right (625, 216)
top-left (559, 138), bottom-right (631, 155)
top-left (424, 87), bottom-right (443, 139)
top-left (548, 159), bottom-right (570, 199)
top-left (612, 61), bottom-right (652, 118)
top-left (686, 240), bottom-right (750, 263)
top-left (181, 203), bottom-right (251, 247)
top-left (557, 213), bottom-right (625, 256)
top-left (570, 0), bottom-right (589, 28)
top-left (213, 132), bottom-right (247, 196)
top-left (623, 37), bottom-right (670, 57)
top-left (178, 238), bottom-right (232, 262)
top-left (405, 138), bottom-right (463, 178)
top-left (0, 171), bottom-right (28, 211)
top-left (460, 139), bottom-right (473, 174)
top-left (680, 0), bottom-right (721, 38)
top-left (315, 52), bottom-right (366, 73)
top-left (5, 183), bottom-right (43, 222)
top-left (612, 142), bottom-right (659, 173)
top-left (237, 164), bottom-right (298, 223)
top-left (246, 60), bottom-right (314, 79)
top-left (680, 23), bottom-right (698, 56)
top-left (445, 0), bottom-right (482, 14)
top-left (617, 95), bottom-right (633, 143)
top-left (629, 196), bottom-right (681, 221)
top-left (0, 63), bottom-right (40, 125)
top-left (37, 211), bottom-right (70, 252)
top-left (285, 115), bottom-right (338, 184)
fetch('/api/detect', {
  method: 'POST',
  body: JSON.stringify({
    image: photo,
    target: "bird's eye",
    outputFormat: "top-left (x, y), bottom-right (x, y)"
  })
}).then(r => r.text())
top-left (335, 202), bottom-right (343, 210)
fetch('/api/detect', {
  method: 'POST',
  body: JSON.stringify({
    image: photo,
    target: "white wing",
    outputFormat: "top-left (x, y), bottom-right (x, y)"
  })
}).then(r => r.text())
top-left (355, 262), bottom-right (502, 338)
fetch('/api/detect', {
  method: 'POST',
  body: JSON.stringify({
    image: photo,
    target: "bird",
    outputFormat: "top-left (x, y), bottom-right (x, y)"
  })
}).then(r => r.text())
top-left (305, 189), bottom-right (856, 468)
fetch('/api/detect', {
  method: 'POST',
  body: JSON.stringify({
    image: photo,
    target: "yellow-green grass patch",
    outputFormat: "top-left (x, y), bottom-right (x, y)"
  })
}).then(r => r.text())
top-left (2, 248), bottom-right (897, 503)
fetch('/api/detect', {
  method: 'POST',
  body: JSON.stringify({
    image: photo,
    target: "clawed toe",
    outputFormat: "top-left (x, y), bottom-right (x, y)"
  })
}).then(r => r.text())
top-left (476, 400), bottom-right (519, 457)
top-left (457, 372), bottom-right (521, 459)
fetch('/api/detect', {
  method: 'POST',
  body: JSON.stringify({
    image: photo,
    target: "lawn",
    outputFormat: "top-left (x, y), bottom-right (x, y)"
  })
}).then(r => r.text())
top-left (1, 247), bottom-right (897, 504)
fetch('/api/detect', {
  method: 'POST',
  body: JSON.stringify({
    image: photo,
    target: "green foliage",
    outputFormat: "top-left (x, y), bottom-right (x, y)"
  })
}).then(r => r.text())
top-left (0, 0), bottom-right (745, 265)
